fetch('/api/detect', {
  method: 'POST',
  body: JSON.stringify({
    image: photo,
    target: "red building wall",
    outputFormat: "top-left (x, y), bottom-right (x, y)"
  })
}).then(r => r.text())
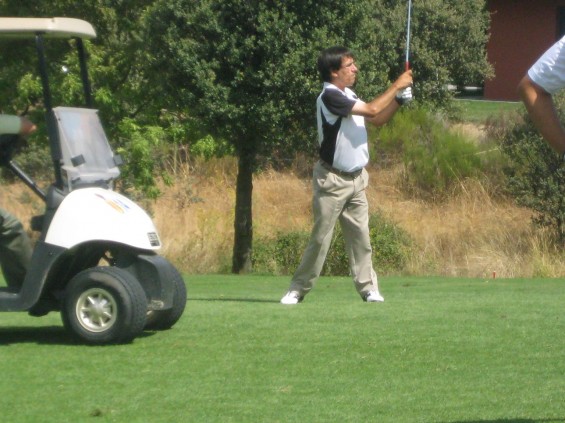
top-left (485, 0), bottom-right (565, 101)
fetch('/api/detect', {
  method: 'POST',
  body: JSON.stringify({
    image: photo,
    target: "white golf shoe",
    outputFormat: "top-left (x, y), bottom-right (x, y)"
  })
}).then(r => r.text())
top-left (364, 291), bottom-right (384, 303)
top-left (280, 291), bottom-right (304, 305)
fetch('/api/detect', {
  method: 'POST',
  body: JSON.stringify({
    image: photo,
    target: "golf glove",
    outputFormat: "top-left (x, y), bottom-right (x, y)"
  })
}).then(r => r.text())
top-left (395, 86), bottom-right (413, 105)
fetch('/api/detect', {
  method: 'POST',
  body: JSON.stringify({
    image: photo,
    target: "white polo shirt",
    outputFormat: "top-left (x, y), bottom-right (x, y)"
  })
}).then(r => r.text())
top-left (316, 83), bottom-right (368, 172)
top-left (528, 35), bottom-right (565, 94)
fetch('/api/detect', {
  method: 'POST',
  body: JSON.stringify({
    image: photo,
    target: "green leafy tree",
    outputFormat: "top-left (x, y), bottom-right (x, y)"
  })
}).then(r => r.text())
top-left (402, 0), bottom-right (493, 106)
top-left (351, 0), bottom-right (493, 108)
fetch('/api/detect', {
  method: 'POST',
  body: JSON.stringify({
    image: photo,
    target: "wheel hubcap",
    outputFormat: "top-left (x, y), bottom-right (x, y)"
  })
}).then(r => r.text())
top-left (76, 288), bottom-right (118, 332)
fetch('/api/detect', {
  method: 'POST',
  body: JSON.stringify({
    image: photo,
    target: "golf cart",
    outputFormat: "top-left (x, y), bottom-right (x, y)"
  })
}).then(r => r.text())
top-left (0, 18), bottom-right (186, 344)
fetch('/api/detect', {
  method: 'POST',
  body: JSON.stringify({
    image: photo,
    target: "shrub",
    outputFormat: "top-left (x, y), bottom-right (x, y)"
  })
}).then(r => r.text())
top-left (375, 107), bottom-right (482, 200)
top-left (190, 135), bottom-right (234, 160)
top-left (324, 211), bottom-right (412, 276)
top-left (252, 231), bottom-right (309, 275)
top-left (252, 210), bottom-right (411, 276)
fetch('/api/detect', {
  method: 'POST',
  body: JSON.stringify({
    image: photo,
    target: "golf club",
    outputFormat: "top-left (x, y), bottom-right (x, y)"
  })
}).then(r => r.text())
top-left (405, 0), bottom-right (413, 71)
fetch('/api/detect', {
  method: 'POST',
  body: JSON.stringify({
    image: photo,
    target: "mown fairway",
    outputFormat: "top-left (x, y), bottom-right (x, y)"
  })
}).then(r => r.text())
top-left (1, 275), bottom-right (565, 423)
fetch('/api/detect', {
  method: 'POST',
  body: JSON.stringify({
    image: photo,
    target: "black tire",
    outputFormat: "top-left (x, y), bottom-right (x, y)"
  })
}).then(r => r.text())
top-left (145, 262), bottom-right (187, 330)
top-left (62, 267), bottom-right (147, 344)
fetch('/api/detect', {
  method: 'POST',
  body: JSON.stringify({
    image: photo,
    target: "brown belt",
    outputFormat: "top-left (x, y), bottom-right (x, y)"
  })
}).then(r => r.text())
top-left (319, 160), bottom-right (363, 178)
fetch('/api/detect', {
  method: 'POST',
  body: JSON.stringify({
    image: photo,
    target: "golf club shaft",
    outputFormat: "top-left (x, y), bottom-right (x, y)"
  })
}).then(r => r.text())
top-left (405, 0), bottom-right (412, 71)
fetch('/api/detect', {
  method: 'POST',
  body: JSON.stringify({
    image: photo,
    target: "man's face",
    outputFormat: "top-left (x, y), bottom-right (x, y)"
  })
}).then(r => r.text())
top-left (332, 56), bottom-right (358, 89)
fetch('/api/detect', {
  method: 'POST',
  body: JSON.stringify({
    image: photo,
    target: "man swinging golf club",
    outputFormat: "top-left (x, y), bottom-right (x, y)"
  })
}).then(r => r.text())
top-left (280, 46), bottom-right (413, 305)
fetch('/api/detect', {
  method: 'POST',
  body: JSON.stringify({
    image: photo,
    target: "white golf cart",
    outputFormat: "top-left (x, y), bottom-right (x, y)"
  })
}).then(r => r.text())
top-left (0, 18), bottom-right (186, 344)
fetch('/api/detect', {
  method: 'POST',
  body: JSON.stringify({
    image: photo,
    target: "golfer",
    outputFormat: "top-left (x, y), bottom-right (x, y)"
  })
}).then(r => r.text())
top-left (518, 35), bottom-right (565, 156)
top-left (0, 114), bottom-right (36, 289)
top-left (281, 46), bottom-right (413, 305)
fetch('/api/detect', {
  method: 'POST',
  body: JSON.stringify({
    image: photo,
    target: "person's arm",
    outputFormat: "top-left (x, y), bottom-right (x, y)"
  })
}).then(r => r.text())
top-left (518, 75), bottom-right (565, 155)
top-left (352, 70), bottom-right (413, 126)
top-left (363, 96), bottom-right (401, 127)
top-left (0, 115), bottom-right (36, 136)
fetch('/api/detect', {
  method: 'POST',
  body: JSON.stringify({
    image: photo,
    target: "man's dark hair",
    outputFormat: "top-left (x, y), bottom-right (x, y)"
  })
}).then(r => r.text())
top-left (317, 46), bottom-right (354, 82)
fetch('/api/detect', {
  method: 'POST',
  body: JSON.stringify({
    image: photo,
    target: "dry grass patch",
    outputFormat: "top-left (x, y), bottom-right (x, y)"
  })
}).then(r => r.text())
top-left (253, 168), bottom-right (312, 236)
top-left (3, 156), bottom-right (565, 277)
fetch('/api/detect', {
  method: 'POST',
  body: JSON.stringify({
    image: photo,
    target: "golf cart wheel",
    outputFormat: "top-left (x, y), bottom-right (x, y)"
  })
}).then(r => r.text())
top-left (145, 262), bottom-right (187, 330)
top-left (62, 267), bottom-right (147, 344)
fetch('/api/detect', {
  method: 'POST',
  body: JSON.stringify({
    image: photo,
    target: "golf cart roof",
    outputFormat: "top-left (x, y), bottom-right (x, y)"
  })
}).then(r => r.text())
top-left (0, 17), bottom-right (96, 39)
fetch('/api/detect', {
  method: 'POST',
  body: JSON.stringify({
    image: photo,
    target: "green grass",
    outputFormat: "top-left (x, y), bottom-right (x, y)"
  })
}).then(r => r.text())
top-left (2, 275), bottom-right (565, 422)
top-left (455, 99), bottom-right (523, 124)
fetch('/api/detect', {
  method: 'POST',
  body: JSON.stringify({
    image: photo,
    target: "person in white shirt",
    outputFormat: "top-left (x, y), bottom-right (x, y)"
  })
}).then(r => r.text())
top-left (518, 36), bottom-right (565, 158)
top-left (281, 46), bottom-right (413, 305)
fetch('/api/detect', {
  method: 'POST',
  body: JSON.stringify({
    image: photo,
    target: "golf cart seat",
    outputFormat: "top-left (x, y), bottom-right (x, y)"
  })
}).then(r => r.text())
top-left (53, 107), bottom-right (121, 190)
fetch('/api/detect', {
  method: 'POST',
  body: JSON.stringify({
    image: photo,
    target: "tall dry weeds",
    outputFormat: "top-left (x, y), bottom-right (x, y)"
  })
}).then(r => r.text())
top-left (371, 172), bottom-right (534, 277)
top-left (152, 158), bottom-right (565, 278)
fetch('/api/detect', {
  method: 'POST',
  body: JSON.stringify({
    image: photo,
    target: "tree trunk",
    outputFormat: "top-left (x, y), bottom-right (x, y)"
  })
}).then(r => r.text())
top-left (232, 150), bottom-right (254, 273)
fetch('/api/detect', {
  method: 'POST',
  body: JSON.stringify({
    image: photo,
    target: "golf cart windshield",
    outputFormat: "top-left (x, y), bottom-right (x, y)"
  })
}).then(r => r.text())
top-left (54, 107), bottom-right (120, 190)
top-left (0, 17), bottom-right (96, 39)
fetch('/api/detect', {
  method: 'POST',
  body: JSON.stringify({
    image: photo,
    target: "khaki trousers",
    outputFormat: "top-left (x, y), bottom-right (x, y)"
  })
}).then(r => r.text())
top-left (0, 208), bottom-right (32, 289)
top-left (289, 161), bottom-right (380, 298)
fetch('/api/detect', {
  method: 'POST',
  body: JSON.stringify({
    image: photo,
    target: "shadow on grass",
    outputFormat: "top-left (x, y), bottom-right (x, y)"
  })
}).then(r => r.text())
top-left (189, 297), bottom-right (280, 304)
top-left (0, 325), bottom-right (77, 345)
top-left (0, 326), bottom-right (156, 346)
top-left (445, 419), bottom-right (565, 423)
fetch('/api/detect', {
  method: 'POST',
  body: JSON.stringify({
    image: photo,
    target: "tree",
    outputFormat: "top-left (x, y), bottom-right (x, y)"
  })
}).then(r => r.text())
top-left (402, 0), bottom-right (493, 106)
top-left (144, 0), bottom-right (492, 273)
